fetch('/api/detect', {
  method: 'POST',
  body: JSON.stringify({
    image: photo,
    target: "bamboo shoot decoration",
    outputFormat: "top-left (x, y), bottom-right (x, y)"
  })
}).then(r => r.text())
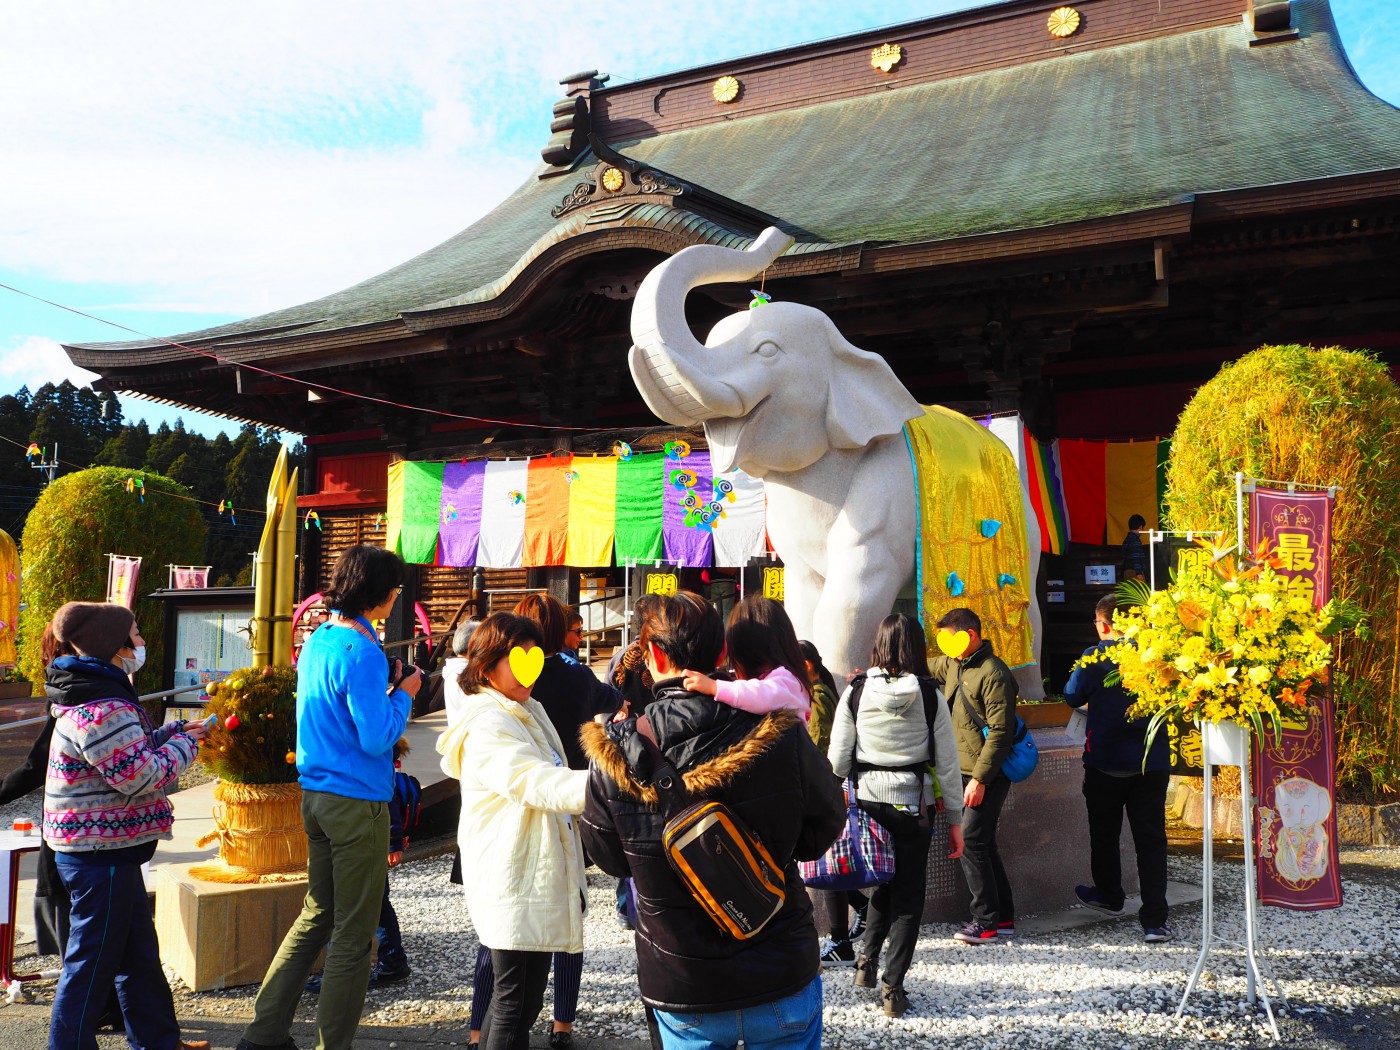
top-left (251, 447), bottom-right (298, 667)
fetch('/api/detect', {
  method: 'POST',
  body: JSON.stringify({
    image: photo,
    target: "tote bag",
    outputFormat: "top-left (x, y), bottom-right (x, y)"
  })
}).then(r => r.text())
top-left (799, 780), bottom-right (896, 891)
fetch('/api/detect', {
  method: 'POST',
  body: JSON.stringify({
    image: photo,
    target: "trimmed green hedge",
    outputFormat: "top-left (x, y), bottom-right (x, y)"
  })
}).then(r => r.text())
top-left (20, 467), bottom-right (207, 695)
top-left (1165, 345), bottom-right (1400, 798)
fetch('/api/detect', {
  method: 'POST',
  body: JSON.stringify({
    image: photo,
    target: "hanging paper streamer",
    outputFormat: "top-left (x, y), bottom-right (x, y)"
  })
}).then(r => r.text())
top-left (712, 471), bottom-right (767, 567)
top-left (439, 460), bottom-right (486, 568)
top-left (125, 477), bottom-right (144, 503)
top-left (664, 440), bottom-right (691, 460)
top-left (479, 460), bottom-right (529, 568)
top-left (615, 452), bottom-right (666, 563)
top-left (302, 511), bottom-right (320, 531)
top-left (373, 513), bottom-right (384, 530)
top-left (663, 449), bottom-right (713, 567)
top-left (219, 500), bottom-right (236, 526)
top-left (612, 441), bottom-right (633, 460)
top-left (566, 456), bottom-right (618, 566)
top-left (524, 455), bottom-right (571, 567)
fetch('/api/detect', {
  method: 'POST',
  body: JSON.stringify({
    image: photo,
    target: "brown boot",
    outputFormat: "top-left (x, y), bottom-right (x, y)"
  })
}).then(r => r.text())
top-left (853, 954), bottom-right (878, 988)
top-left (881, 983), bottom-right (910, 1018)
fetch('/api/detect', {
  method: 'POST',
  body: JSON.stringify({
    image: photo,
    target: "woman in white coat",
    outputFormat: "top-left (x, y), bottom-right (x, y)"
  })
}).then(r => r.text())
top-left (437, 612), bottom-right (589, 1050)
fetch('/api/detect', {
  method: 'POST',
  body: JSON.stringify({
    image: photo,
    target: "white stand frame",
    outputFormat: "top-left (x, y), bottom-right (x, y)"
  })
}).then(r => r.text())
top-left (1176, 729), bottom-right (1288, 1041)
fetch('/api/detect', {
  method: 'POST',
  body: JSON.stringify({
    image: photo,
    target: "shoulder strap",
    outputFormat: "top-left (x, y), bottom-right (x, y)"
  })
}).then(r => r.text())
top-left (636, 732), bottom-right (689, 820)
top-left (953, 668), bottom-right (989, 733)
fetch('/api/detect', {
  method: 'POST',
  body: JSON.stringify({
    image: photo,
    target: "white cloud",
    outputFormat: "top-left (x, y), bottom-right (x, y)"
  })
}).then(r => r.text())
top-left (0, 336), bottom-right (100, 392)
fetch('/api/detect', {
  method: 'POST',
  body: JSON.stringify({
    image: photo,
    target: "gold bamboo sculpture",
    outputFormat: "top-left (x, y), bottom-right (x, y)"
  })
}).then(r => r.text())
top-left (251, 447), bottom-right (298, 667)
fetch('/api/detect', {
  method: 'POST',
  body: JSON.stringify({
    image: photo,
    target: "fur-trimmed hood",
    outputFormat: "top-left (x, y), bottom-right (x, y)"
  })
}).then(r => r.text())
top-left (581, 707), bottom-right (800, 806)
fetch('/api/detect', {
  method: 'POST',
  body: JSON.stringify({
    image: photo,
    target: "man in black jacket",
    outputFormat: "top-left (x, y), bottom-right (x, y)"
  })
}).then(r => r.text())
top-left (1064, 594), bottom-right (1173, 943)
top-left (580, 592), bottom-right (844, 1050)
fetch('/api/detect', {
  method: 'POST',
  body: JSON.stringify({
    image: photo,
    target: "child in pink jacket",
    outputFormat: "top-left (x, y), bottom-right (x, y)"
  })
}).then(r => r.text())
top-left (682, 595), bottom-right (812, 722)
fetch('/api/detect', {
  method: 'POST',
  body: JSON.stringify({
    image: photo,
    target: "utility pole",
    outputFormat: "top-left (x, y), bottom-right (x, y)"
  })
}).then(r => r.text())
top-left (29, 441), bottom-right (59, 486)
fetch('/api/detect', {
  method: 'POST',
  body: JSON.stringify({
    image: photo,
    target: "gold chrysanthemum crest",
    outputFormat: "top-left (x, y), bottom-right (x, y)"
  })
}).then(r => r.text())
top-left (1047, 6), bottom-right (1082, 37)
top-left (712, 76), bottom-right (740, 104)
top-left (601, 167), bottom-right (625, 192)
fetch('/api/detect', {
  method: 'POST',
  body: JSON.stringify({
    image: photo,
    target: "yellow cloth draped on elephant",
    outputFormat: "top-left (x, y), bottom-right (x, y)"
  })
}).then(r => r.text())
top-left (904, 406), bottom-right (1033, 668)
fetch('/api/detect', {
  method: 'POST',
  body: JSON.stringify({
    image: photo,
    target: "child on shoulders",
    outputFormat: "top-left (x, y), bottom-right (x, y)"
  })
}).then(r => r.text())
top-left (682, 595), bottom-right (812, 722)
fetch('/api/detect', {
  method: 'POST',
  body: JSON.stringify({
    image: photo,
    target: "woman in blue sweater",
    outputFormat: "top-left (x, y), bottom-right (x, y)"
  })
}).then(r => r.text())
top-left (237, 545), bottom-right (421, 1050)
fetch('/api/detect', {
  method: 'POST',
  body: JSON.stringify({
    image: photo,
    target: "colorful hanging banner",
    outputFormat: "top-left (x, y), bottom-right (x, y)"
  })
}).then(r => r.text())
top-left (566, 456), bottom-right (618, 567)
top-left (172, 567), bottom-right (210, 589)
top-left (662, 449), bottom-right (714, 568)
top-left (524, 455), bottom-right (572, 567)
top-left (440, 460), bottom-right (487, 568)
top-left (478, 460), bottom-right (529, 569)
top-left (1106, 440), bottom-right (1161, 545)
top-left (615, 452), bottom-right (666, 563)
top-left (1249, 485), bottom-right (1341, 911)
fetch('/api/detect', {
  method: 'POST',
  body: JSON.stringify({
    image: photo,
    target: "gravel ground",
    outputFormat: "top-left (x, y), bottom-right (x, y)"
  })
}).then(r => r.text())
top-left (11, 846), bottom-right (1400, 1047)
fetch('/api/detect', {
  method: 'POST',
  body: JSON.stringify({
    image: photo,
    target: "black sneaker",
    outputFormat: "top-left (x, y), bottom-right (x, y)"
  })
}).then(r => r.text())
top-left (366, 960), bottom-right (411, 988)
top-left (853, 954), bottom-right (878, 988)
top-left (235, 1040), bottom-right (299, 1050)
top-left (953, 920), bottom-right (998, 944)
top-left (881, 983), bottom-right (910, 1018)
top-left (303, 973), bottom-right (322, 995)
top-left (819, 938), bottom-right (856, 966)
top-left (1075, 885), bottom-right (1125, 916)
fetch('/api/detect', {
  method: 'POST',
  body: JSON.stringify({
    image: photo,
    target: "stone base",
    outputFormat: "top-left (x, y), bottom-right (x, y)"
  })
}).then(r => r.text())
top-left (812, 730), bottom-right (1136, 928)
top-left (155, 862), bottom-right (320, 991)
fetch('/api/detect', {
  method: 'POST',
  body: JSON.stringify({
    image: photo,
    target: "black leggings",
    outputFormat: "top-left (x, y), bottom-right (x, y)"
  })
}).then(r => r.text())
top-left (481, 949), bottom-right (551, 1050)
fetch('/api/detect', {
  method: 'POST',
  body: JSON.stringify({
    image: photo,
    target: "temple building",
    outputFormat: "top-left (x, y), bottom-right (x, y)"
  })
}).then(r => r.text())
top-left (66, 0), bottom-right (1400, 684)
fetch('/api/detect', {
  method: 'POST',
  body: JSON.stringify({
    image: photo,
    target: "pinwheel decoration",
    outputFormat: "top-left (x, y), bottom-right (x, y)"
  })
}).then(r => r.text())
top-left (443, 504), bottom-right (458, 523)
top-left (562, 469), bottom-right (580, 485)
top-left (24, 443), bottom-right (41, 462)
top-left (669, 468), bottom-right (698, 490)
top-left (749, 289), bottom-right (772, 309)
top-left (612, 441), bottom-right (633, 460)
top-left (508, 490), bottom-right (525, 505)
top-left (219, 500), bottom-right (236, 526)
top-left (303, 511), bottom-right (321, 531)
top-left (125, 477), bottom-right (145, 503)
top-left (664, 440), bottom-right (691, 460)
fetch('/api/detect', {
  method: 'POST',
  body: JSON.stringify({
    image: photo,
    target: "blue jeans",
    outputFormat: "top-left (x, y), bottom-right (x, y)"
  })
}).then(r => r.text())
top-left (50, 854), bottom-right (180, 1050)
top-left (653, 975), bottom-right (822, 1050)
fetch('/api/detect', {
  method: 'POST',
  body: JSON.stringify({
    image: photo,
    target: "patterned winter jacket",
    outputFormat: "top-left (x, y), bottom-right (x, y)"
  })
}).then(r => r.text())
top-left (43, 656), bottom-right (199, 853)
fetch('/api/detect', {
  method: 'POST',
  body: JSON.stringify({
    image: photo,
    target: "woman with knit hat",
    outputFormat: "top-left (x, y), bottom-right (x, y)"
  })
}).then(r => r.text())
top-left (43, 601), bottom-right (209, 1050)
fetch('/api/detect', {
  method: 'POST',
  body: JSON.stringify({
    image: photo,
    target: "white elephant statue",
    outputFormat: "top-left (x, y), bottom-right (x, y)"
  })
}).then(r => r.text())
top-left (628, 226), bottom-right (1045, 699)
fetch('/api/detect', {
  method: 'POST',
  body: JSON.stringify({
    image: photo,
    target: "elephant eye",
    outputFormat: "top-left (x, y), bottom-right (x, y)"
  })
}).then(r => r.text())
top-left (754, 340), bottom-right (780, 359)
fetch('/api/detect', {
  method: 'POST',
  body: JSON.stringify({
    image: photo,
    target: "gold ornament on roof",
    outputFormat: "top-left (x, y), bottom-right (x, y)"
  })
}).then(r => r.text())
top-left (713, 75), bottom-right (740, 104)
top-left (870, 43), bottom-right (903, 74)
top-left (1047, 6), bottom-right (1082, 37)
top-left (601, 167), bottom-right (625, 192)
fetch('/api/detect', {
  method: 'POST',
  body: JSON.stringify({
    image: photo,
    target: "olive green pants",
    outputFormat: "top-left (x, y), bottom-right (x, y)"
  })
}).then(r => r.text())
top-left (243, 790), bottom-right (389, 1050)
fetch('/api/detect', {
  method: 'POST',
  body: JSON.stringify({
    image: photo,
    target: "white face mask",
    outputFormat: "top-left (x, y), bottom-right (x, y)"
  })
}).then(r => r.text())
top-left (119, 645), bottom-right (146, 675)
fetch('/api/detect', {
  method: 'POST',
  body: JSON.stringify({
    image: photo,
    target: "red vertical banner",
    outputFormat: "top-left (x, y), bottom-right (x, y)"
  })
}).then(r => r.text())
top-left (1248, 486), bottom-right (1341, 910)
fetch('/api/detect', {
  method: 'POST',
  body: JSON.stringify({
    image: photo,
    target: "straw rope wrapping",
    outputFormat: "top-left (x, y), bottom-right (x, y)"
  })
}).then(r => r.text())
top-left (191, 780), bottom-right (309, 884)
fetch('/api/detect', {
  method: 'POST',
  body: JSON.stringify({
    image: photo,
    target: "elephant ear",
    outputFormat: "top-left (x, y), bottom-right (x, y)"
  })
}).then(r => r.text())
top-left (822, 320), bottom-right (923, 448)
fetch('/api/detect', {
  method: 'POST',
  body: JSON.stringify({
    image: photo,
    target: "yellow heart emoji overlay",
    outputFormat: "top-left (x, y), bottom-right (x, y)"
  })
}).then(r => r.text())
top-left (508, 645), bottom-right (544, 689)
top-left (936, 630), bottom-right (971, 659)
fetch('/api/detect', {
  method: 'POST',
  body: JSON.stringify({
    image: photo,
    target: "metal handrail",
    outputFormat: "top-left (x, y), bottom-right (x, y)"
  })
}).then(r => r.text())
top-left (0, 681), bottom-right (210, 734)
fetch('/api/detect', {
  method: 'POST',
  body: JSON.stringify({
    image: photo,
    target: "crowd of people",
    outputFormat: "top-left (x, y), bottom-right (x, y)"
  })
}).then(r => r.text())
top-left (10, 541), bottom-right (1173, 1050)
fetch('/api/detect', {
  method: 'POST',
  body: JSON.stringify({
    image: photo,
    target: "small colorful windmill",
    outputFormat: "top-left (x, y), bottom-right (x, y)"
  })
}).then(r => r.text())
top-left (303, 510), bottom-right (321, 531)
top-left (125, 477), bottom-right (145, 503)
top-left (219, 500), bottom-right (236, 526)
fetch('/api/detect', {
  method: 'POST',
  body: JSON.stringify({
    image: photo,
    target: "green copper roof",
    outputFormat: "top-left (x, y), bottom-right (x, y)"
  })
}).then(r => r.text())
top-left (73, 0), bottom-right (1400, 354)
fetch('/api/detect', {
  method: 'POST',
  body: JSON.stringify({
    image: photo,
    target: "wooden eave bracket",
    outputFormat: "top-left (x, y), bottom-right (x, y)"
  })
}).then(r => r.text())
top-left (1242, 9), bottom-right (1299, 47)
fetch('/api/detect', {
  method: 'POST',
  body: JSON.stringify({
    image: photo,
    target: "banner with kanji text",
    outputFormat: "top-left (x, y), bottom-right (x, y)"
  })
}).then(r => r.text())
top-left (1249, 485), bottom-right (1341, 911)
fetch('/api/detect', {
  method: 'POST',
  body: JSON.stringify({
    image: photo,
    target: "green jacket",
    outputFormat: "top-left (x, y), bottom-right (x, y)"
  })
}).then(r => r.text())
top-left (807, 681), bottom-right (837, 759)
top-left (928, 640), bottom-right (1019, 783)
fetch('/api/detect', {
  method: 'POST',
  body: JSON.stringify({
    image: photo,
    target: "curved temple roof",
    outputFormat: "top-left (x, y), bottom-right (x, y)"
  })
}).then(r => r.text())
top-left (68, 0), bottom-right (1400, 367)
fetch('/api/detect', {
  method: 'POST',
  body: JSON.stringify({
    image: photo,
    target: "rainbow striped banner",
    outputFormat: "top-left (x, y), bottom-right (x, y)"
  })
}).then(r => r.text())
top-left (384, 452), bottom-right (765, 569)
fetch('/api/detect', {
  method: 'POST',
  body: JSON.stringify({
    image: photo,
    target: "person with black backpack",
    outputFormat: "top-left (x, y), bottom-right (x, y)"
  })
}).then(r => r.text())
top-left (826, 613), bottom-right (964, 1018)
top-left (579, 591), bottom-right (844, 1050)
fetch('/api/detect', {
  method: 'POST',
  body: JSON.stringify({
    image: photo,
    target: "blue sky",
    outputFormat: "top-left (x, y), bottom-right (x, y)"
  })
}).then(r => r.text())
top-left (0, 0), bottom-right (1394, 438)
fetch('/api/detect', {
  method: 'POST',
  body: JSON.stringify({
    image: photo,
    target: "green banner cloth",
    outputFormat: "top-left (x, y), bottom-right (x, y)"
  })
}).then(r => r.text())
top-left (614, 453), bottom-right (665, 563)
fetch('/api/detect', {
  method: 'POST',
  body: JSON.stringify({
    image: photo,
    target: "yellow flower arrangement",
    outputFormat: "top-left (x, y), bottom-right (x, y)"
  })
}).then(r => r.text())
top-left (1078, 538), bottom-right (1352, 750)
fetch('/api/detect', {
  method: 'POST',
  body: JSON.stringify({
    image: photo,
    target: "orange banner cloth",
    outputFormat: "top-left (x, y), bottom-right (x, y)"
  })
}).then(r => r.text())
top-left (523, 455), bottom-right (572, 566)
top-left (1105, 440), bottom-right (1161, 546)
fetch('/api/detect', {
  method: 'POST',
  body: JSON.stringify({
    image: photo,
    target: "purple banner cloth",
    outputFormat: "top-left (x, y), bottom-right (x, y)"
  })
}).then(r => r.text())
top-left (439, 461), bottom-right (486, 568)
top-left (662, 449), bottom-right (714, 568)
